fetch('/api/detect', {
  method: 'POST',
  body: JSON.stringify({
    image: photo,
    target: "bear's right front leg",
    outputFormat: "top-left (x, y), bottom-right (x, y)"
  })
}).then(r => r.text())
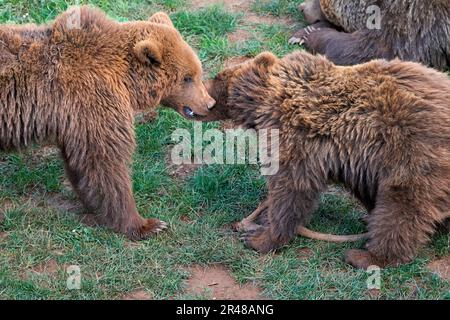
top-left (290, 23), bottom-right (387, 66)
top-left (62, 148), bottom-right (167, 240)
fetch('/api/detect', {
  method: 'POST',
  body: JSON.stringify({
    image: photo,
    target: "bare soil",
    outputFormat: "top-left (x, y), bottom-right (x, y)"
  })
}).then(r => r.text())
top-left (186, 265), bottom-right (264, 300)
top-left (427, 255), bottom-right (450, 280)
top-left (121, 290), bottom-right (154, 300)
top-left (191, 0), bottom-right (295, 26)
top-left (165, 147), bottom-right (201, 181)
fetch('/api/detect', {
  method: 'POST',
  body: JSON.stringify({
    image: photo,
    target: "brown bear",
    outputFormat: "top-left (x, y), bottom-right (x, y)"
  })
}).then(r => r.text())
top-left (203, 51), bottom-right (450, 269)
top-left (0, 6), bottom-right (216, 240)
top-left (289, 0), bottom-right (450, 70)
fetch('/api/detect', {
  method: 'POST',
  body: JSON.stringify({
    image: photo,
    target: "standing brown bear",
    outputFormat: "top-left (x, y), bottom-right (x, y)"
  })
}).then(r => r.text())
top-left (203, 51), bottom-right (450, 269)
top-left (289, 0), bottom-right (450, 70)
top-left (0, 6), bottom-right (216, 240)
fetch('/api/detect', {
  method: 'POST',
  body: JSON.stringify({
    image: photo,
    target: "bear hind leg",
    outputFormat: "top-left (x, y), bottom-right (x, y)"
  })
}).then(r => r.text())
top-left (345, 191), bottom-right (438, 269)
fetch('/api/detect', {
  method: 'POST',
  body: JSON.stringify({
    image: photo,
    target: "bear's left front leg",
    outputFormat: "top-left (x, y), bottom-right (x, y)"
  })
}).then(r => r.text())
top-left (244, 167), bottom-right (324, 253)
top-left (62, 137), bottom-right (167, 240)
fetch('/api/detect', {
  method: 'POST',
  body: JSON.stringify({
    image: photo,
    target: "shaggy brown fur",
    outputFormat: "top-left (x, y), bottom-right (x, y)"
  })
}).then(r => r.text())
top-left (204, 51), bottom-right (450, 269)
top-left (289, 0), bottom-right (450, 70)
top-left (0, 6), bottom-right (216, 240)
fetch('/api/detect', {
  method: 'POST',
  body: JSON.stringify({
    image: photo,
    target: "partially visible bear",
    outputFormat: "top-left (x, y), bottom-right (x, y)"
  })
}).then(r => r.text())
top-left (203, 51), bottom-right (450, 269)
top-left (289, 0), bottom-right (450, 70)
top-left (0, 6), bottom-right (216, 240)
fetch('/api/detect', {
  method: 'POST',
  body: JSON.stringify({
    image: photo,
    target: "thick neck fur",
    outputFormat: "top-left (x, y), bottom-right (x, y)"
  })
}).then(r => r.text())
top-left (123, 22), bottom-right (176, 110)
top-left (226, 52), bottom-right (334, 130)
top-left (227, 62), bottom-right (284, 129)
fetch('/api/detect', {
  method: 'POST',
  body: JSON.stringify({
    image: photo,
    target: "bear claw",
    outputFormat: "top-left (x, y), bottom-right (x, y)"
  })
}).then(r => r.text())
top-left (127, 218), bottom-right (168, 241)
top-left (154, 220), bottom-right (168, 233)
top-left (289, 26), bottom-right (320, 46)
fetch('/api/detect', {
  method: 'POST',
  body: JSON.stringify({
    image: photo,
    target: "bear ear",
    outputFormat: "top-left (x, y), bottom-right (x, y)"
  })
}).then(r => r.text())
top-left (134, 40), bottom-right (163, 66)
top-left (254, 52), bottom-right (278, 69)
top-left (149, 12), bottom-right (174, 28)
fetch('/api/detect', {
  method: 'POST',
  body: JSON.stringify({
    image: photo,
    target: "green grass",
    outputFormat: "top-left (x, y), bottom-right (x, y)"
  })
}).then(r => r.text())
top-left (253, 0), bottom-right (305, 20)
top-left (0, 0), bottom-right (189, 22)
top-left (1, 0), bottom-right (449, 300)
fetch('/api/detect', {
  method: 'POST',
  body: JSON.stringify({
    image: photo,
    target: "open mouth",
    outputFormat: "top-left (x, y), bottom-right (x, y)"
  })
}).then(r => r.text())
top-left (183, 106), bottom-right (206, 119)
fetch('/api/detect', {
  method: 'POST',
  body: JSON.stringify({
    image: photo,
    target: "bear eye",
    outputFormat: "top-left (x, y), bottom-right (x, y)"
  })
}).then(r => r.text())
top-left (184, 76), bottom-right (193, 83)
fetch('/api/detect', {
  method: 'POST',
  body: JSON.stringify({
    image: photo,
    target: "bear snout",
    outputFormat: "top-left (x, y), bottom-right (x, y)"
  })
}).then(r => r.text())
top-left (299, 3), bottom-right (306, 12)
top-left (206, 97), bottom-right (216, 110)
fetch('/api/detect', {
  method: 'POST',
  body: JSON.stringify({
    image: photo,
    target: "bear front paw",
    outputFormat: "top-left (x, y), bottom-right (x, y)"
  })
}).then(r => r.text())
top-left (127, 218), bottom-right (168, 241)
top-left (288, 26), bottom-right (321, 46)
top-left (241, 227), bottom-right (280, 254)
top-left (344, 249), bottom-right (391, 270)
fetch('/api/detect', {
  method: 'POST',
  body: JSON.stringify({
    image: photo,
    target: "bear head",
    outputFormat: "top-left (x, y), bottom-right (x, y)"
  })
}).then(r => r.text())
top-left (299, 0), bottom-right (327, 24)
top-left (201, 52), bottom-right (279, 122)
top-left (132, 12), bottom-right (216, 120)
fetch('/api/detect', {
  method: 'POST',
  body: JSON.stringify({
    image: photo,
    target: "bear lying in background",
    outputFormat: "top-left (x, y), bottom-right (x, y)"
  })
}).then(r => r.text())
top-left (289, 0), bottom-right (450, 71)
top-left (0, 6), bottom-right (215, 240)
top-left (203, 51), bottom-right (450, 269)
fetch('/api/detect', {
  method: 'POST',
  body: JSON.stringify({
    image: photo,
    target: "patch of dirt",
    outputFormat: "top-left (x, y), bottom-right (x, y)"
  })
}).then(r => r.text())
top-left (191, 0), bottom-right (294, 26)
top-left (297, 247), bottom-right (314, 261)
top-left (30, 259), bottom-right (60, 275)
top-left (121, 290), bottom-right (154, 300)
top-left (21, 259), bottom-right (67, 289)
top-left (228, 29), bottom-right (252, 43)
top-left (165, 147), bottom-right (201, 181)
top-left (0, 199), bottom-right (13, 216)
top-left (46, 194), bottom-right (81, 213)
top-left (186, 265), bottom-right (264, 300)
top-left (180, 214), bottom-right (193, 223)
top-left (367, 289), bottom-right (381, 299)
top-left (191, 0), bottom-right (249, 12)
top-left (246, 13), bottom-right (294, 26)
top-left (427, 255), bottom-right (450, 280)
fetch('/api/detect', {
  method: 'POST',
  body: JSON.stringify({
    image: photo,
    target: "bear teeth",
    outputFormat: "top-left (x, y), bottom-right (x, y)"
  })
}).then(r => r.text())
top-left (183, 106), bottom-right (196, 118)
